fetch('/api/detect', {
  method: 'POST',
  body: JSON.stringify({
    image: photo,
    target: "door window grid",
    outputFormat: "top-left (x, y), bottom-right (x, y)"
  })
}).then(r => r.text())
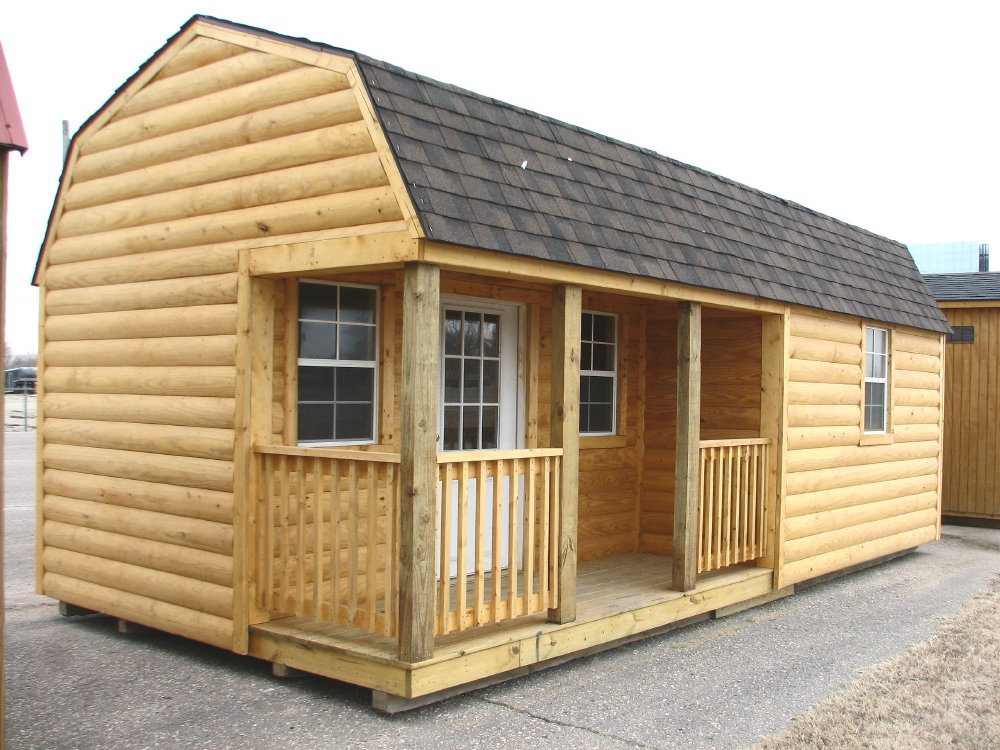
top-left (580, 311), bottom-right (617, 435)
top-left (864, 325), bottom-right (889, 434)
top-left (442, 309), bottom-right (502, 450)
top-left (297, 281), bottom-right (378, 444)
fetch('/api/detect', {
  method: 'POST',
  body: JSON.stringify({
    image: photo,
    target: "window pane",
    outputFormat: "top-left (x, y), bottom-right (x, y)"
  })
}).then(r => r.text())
top-left (592, 314), bottom-right (615, 343)
top-left (299, 283), bottom-right (338, 321)
top-left (335, 367), bottom-right (373, 402)
top-left (579, 403), bottom-right (590, 433)
top-left (299, 366), bottom-right (334, 402)
top-left (445, 311), bottom-right (462, 356)
top-left (483, 314), bottom-right (500, 357)
top-left (338, 323), bottom-right (376, 361)
top-left (464, 313), bottom-right (481, 356)
top-left (581, 312), bottom-right (593, 341)
top-left (462, 406), bottom-right (480, 450)
top-left (874, 328), bottom-right (887, 354)
top-left (339, 286), bottom-right (376, 323)
top-left (463, 359), bottom-right (480, 403)
top-left (443, 406), bottom-right (460, 450)
top-left (334, 403), bottom-right (373, 441)
top-left (481, 406), bottom-right (498, 449)
top-left (864, 382), bottom-right (886, 432)
top-left (299, 403), bottom-right (334, 441)
top-left (591, 343), bottom-right (614, 372)
top-left (588, 375), bottom-right (614, 403)
top-left (588, 404), bottom-right (613, 434)
top-left (299, 321), bottom-right (336, 360)
top-left (444, 358), bottom-right (461, 403)
top-left (482, 360), bottom-right (499, 403)
top-left (581, 342), bottom-right (593, 371)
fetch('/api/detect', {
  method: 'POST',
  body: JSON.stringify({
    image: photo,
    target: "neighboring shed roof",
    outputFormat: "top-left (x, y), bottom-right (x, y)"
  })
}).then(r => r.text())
top-left (353, 54), bottom-right (947, 333)
top-left (923, 272), bottom-right (1000, 302)
top-left (0, 40), bottom-right (28, 153)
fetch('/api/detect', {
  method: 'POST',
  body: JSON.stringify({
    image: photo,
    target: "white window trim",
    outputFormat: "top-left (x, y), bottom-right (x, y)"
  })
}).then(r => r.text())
top-left (297, 279), bottom-right (380, 446)
top-left (580, 310), bottom-right (618, 437)
top-left (863, 325), bottom-right (889, 435)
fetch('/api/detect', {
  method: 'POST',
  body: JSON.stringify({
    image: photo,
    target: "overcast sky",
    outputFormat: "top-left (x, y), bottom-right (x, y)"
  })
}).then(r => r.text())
top-left (3, 0), bottom-right (997, 353)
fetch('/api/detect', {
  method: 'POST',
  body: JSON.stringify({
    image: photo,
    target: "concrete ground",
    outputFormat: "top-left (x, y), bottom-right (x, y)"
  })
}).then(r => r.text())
top-left (5, 430), bottom-right (1000, 750)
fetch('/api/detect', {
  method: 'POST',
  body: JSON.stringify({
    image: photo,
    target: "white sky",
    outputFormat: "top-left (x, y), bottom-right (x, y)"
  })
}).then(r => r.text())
top-left (3, 0), bottom-right (997, 353)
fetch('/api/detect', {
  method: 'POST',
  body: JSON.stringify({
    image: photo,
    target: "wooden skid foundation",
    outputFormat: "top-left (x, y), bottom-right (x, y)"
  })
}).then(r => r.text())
top-left (249, 554), bottom-right (774, 708)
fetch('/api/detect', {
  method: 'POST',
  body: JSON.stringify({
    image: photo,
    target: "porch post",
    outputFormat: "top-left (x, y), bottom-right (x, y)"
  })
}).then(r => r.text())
top-left (673, 301), bottom-right (701, 592)
top-left (549, 284), bottom-right (581, 624)
top-left (398, 262), bottom-right (440, 662)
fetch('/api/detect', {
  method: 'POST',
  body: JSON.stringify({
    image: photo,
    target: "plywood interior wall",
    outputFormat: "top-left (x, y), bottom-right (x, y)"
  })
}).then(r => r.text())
top-left (940, 306), bottom-right (1000, 520)
top-left (37, 33), bottom-right (403, 649)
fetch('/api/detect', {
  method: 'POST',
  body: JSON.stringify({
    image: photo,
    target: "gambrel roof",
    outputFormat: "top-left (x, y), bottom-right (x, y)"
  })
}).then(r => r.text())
top-left (40, 16), bottom-right (950, 333)
top-left (923, 272), bottom-right (1000, 302)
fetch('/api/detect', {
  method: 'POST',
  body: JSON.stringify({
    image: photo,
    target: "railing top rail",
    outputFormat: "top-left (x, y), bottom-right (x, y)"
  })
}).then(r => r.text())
top-left (254, 444), bottom-right (402, 463)
top-left (437, 448), bottom-right (564, 463)
top-left (698, 437), bottom-right (774, 449)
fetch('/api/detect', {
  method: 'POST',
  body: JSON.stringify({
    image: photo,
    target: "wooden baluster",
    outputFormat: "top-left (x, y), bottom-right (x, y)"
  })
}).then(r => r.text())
top-left (759, 444), bottom-right (768, 557)
top-left (348, 459), bottom-right (359, 627)
top-left (383, 463), bottom-right (397, 637)
top-left (704, 449), bottom-right (714, 571)
top-left (262, 453), bottom-right (275, 612)
top-left (550, 457), bottom-right (560, 606)
top-left (295, 456), bottom-right (307, 615)
top-left (330, 459), bottom-right (341, 625)
top-left (491, 459), bottom-right (503, 621)
top-left (734, 446), bottom-right (743, 564)
top-left (474, 461), bottom-right (487, 627)
top-left (524, 458), bottom-right (536, 613)
top-left (714, 447), bottom-right (724, 570)
top-left (507, 459), bottom-right (519, 618)
top-left (749, 446), bottom-right (759, 559)
top-left (278, 454), bottom-right (290, 611)
top-left (311, 457), bottom-right (323, 619)
top-left (366, 461), bottom-right (378, 633)
top-left (439, 462), bottom-right (452, 634)
top-left (696, 449), bottom-right (705, 573)
top-left (457, 460), bottom-right (469, 631)
top-left (539, 457), bottom-right (550, 610)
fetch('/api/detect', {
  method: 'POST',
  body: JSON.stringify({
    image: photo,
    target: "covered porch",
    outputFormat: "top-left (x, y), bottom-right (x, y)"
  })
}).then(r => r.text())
top-left (243, 260), bottom-right (784, 704)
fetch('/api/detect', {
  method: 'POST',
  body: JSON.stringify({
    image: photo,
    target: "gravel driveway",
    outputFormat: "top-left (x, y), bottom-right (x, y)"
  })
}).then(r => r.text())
top-left (6, 430), bottom-right (1000, 749)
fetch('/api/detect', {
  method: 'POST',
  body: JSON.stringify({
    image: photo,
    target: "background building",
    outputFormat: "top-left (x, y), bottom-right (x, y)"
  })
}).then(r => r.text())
top-left (908, 241), bottom-right (990, 273)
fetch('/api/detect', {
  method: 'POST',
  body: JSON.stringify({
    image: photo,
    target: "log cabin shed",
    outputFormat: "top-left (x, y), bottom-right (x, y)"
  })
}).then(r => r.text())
top-left (34, 16), bottom-right (950, 711)
top-left (924, 272), bottom-right (1000, 524)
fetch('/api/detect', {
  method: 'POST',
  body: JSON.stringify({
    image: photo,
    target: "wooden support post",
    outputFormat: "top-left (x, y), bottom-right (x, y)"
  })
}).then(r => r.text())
top-left (548, 285), bottom-right (581, 623)
top-left (58, 601), bottom-right (96, 617)
top-left (398, 262), bottom-right (440, 663)
top-left (673, 301), bottom-right (701, 592)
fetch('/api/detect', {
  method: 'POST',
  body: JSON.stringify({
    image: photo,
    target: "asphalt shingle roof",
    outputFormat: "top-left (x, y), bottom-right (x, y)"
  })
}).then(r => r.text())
top-left (356, 55), bottom-right (949, 333)
top-left (923, 272), bottom-right (1000, 302)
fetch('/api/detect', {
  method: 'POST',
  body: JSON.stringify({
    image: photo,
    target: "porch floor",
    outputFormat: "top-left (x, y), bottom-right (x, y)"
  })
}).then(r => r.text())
top-left (249, 553), bottom-right (777, 704)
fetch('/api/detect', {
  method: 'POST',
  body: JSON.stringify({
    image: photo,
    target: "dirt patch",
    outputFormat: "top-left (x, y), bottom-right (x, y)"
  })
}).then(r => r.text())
top-left (749, 574), bottom-right (1000, 749)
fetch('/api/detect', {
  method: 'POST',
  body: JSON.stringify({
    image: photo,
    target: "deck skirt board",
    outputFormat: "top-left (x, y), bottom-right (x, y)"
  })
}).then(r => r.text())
top-left (249, 553), bottom-right (772, 698)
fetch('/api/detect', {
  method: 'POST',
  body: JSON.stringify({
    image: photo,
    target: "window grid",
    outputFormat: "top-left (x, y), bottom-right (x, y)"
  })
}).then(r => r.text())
top-left (580, 311), bottom-right (617, 436)
top-left (864, 326), bottom-right (889, 434)
top-left (442, 309), bottom-right (502, 451)
top-left (297, 281), bottom-right (379, 445)
top-left (946, 326), bottom-right (975, 344)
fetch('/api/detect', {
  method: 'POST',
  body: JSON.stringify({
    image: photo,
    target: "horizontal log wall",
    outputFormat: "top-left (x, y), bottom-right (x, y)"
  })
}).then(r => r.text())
top-left (781, 312), bottom-right (942, 584)
top-left (38, 33), bottom-right (406, 650)
top-left (939, 306), bottom-right (1000, 519)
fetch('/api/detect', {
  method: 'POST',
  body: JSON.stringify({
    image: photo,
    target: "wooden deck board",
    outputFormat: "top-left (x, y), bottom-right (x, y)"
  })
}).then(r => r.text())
top-left (249, 553), bottom-right (774, 699)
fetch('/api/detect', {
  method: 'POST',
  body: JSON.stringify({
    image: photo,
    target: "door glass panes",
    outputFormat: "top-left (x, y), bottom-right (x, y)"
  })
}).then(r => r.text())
top-left (442, 310), bottom-right (501, 450)
top-left (297, 282), bottom-right (378, 443)
top-left (580, 311), bottom-right (617, 435)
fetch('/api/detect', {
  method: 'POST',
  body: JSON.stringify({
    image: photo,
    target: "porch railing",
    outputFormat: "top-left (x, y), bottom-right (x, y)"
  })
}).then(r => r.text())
top-left (255, 446), bottom-right (400, 637)
top-left (435, 449), bottom-right (562, 635)
top-left (255, 445), bottom-right (562, 640)
top-left (697, 438), bottom-right (771, 573)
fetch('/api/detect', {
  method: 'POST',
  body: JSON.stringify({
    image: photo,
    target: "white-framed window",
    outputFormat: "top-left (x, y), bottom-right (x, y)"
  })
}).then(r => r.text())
top-left (864, 326), bottom-right (889, 434)
top-left (297, 280), bottom-right (378, 444)
top-left (580, 311), bottom-right (617, 436)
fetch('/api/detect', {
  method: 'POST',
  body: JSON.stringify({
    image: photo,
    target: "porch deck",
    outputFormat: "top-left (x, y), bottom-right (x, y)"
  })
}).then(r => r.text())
top-left (249, 554), bottom-right (779, 708)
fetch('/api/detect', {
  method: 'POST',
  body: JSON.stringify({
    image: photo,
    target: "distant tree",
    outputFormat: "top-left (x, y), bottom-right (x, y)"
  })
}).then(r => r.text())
top-left (4, 346), bottom-right (36, 369)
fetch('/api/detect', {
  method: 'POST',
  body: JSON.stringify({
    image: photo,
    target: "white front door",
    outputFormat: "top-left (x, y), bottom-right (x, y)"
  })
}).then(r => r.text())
top-left (439, 298), bottom-right (522, 576)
